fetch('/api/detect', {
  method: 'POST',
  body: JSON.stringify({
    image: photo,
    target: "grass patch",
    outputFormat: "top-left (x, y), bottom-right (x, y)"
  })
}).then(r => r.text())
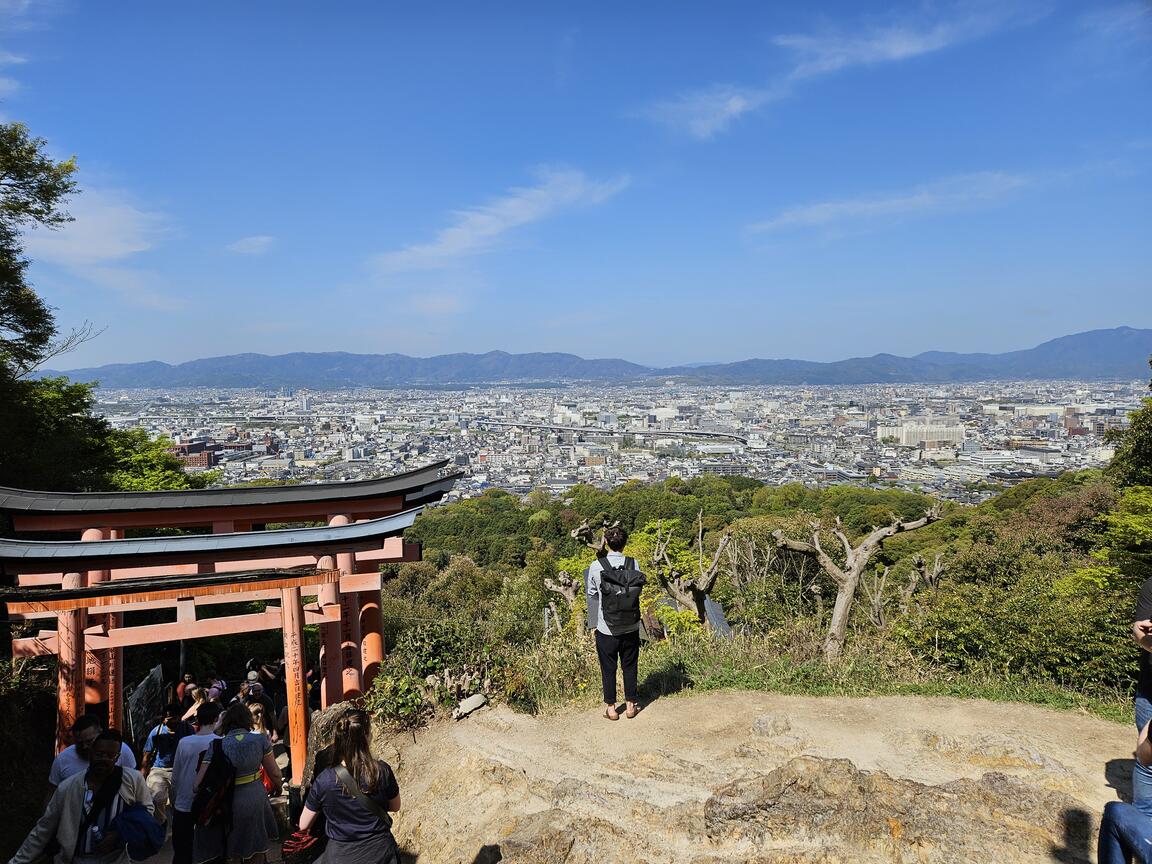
top-left (503, 629), bottom-right (1132, 725)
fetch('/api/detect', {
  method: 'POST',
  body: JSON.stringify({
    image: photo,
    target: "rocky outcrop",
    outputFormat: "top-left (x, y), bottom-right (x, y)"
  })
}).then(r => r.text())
top-left (380, 692), bottom-right (1124, 863)
top-left (704, 756), bottom-right (1091, 863)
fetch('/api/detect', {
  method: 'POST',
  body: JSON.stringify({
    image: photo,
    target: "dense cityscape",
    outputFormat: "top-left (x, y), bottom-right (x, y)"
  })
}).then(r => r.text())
top-left (96, 378), bottom-right (1141, 505)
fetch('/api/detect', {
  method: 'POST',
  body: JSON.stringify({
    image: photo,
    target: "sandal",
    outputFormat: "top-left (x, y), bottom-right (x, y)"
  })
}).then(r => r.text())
top-left (625, 704), bottom-right (639, 719)
top-left (604, 706), bottom-right (620, 721)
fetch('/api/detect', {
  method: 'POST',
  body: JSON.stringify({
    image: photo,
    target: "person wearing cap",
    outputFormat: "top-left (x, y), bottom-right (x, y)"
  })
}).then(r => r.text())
top-left (238, 671), bottom-right (277, 725)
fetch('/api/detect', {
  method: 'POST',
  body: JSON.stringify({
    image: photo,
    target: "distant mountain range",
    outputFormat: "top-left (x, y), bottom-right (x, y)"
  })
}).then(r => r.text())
top-left (43, 327), bottom-right (1152, 388)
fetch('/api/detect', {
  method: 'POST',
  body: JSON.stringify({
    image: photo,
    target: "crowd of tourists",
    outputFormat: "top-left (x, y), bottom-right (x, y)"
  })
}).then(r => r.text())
top-left (12, 521), bottom-right (1152, 862)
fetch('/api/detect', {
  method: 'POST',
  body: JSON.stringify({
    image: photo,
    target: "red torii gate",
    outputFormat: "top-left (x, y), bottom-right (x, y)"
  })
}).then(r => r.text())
top-left (0, 461), bottom-right (458, 788)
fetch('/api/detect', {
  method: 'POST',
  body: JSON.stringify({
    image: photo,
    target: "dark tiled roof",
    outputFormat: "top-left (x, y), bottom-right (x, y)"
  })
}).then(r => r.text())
top-left (0, 460), bottom-right (457, 514)
top-left (0, 506), bottom-right (421, 570)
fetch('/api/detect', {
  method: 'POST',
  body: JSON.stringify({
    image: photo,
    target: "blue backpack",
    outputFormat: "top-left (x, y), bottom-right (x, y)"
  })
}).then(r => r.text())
top-left (112, 802), bottom-right (166, 860)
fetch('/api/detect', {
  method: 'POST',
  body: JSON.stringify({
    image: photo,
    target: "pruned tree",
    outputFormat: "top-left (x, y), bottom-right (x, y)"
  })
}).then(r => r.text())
top-left (543, 568), bottom-right (579, 607)
top-left (649, 511), bottom-right (732, 626)
top-left (773, 506), bottom-right (941, 662)
top-left (569, 518), bottom-right (618, 556)
top-left (908, 552), bottom-right (946, 605)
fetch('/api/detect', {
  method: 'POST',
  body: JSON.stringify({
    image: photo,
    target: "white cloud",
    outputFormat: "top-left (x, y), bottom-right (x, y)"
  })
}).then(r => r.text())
top-left (226, 234), bottom-right (275, 255)
top-left (639, 83), bottom-right (787, 140)
top-left (24, 187), bottom-right (167, 265)
top-left (23, 187), bottom-right (184, 309)
top-left (747, 171), bottom-right (1027, 234)
top-left (643, 4), bottom-right (1038, 138)
top-left (372, 167), bottom-right (629, 272)
top-left (775, 8), bottom-right (1017, 80)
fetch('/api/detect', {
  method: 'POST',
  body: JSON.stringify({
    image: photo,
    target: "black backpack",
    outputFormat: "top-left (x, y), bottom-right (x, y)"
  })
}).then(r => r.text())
top-left (191, 738), bottom-right (236, 829)
top-left (597, 555), bottom-right (645, 628)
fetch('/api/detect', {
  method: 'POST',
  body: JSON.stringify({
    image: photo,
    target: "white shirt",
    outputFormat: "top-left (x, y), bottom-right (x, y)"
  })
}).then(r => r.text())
top-left (170, 728), bottom-right (220, 813)
top-left (48, 742), bottom-right (137, 786)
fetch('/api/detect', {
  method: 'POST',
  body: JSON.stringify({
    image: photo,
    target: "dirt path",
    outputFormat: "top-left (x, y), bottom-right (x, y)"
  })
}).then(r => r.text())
top-left (378, 691), bottom-right (1135, 863)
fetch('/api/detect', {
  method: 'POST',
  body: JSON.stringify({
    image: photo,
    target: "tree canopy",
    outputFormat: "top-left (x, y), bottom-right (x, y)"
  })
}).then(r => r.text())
top-left (1108, 358), bottom-right (1152, 488)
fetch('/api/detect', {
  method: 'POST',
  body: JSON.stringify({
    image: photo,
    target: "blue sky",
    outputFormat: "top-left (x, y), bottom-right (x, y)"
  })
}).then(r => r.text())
top-left (2, 0), bottom-right (1150, 368)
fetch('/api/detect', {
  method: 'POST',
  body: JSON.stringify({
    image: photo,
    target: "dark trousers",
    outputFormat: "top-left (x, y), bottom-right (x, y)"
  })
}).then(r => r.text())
top-left (172, 809), bottom-right (194, 864)
top-left (595, 629), bottom-right (640, 704)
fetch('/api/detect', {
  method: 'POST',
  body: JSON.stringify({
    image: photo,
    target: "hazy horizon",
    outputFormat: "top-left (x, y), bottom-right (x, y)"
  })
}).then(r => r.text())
top-left (3, 1), bottom-right (1149, 368)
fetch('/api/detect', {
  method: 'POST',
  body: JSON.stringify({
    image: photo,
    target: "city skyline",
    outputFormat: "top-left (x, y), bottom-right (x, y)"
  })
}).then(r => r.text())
top-left (2, 1), bottom-right (1150, 367)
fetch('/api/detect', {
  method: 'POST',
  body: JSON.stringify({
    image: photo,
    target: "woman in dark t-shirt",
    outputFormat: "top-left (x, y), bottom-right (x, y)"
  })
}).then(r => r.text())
top-left (300, 709), bottom-right (401, 864)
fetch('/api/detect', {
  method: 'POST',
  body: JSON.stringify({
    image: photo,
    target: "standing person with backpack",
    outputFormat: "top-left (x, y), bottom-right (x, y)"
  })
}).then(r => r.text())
top-left (298, 709), bottom-right (401, 864)
top-left (141, 703), bottom-right (195, 825)
top-left (192, 702), bottom-right (281, 864)
top-left (586, 525), bottom-right (646, 721)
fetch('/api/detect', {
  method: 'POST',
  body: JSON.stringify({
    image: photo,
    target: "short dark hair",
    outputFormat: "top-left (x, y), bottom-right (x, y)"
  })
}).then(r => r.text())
top-left (197, 701), bottom-right (222, 726)
top-left (604, 526), bottom-right (628, 551)
top-left (95, 728), bottom-right (122, 746)
top-left (72, 714), bottom-right (103, 735)
top-left (163, 702), bottom-right (182, 718)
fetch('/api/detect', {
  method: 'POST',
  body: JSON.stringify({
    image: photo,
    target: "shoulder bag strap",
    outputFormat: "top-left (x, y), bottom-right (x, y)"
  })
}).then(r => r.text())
top-left (333, 765), bottom-right (392, 825)
top-left (74, 767), bottom-right (123, 859)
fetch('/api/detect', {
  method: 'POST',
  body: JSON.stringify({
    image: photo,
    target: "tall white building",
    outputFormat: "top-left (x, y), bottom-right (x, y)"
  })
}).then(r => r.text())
top-left (875, 416), bottom-right (965, 447)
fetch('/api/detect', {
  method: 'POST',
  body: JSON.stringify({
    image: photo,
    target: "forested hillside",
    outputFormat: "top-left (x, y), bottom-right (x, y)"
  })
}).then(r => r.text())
top-left (367, 383), bottom-right (1152, 723)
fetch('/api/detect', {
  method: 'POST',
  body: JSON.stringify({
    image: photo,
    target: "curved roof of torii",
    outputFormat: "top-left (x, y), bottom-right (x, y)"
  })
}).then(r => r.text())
top-left (0, 506), bottom-right (423, 574)
top-left (0, 460), bottom-right (457, 515)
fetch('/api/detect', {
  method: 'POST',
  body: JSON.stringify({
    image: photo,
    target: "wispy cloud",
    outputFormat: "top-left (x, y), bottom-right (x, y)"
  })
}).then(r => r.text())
top-left (747, 171), bottom-right (1027, 235)
top-left (372, 167), bottom-right (629, 273)
top-left (639, 83), bottom-right (788, 140)
top-left (23, 187), bottom-right (183, 309)
top-left (776, 7), bottom-right (1019, 80)
top-left (643, 4), bottom-right (1039, 139)
top-left (226, 234), bottom-right (275, 255)
top-left (1079, 2), bottom-right (1151, 41)
top-left (0, 48), bottom-right (25, 97)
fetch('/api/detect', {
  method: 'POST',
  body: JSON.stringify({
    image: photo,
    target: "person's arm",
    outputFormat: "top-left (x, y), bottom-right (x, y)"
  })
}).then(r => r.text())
top-left (141, 728), bottom-right (156, 776)
top-left (9, 785), bottom-right (64, 864)
top-left (1133, 580), bottom-right (1152, 651)
top-left (193, 746), bottom-right (213, 792)
top-left (298, 804), bottom-right (319, 832)
top-left (382, 763), bottom-right (401, 813)
top-left (1135, 620), bottom-right (1152, 652)
top-left (585, 561), bottom-right (601, 631)
top-left (1138, 719), bottom-right (1152, 768)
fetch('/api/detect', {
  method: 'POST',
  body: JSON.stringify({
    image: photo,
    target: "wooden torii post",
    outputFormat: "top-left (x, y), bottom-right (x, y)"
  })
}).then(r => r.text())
top-left (0, 462), bottom-right (459, 787)
top-left (4, 569), bottom-right (339, 786)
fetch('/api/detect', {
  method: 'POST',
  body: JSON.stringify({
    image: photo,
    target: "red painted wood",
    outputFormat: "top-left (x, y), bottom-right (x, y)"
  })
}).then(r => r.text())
top-left (10, 496), bottom-right (406, 532)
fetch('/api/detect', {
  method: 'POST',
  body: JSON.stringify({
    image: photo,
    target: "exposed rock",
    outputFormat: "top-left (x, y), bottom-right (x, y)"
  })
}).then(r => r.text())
top-left (705, 755), bottom-right (1091, 862)
top-left (381, 692), bottom-right (1122, 863)
top-left (453, 693), bottom-right (488, 720)
top-left (301, 701), bottom-right (359, 789)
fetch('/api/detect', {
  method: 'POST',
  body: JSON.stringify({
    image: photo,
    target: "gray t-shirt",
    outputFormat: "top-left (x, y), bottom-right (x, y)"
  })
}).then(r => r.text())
top-left (585, 551), bottom-right (642, 636)
top-left (49, 742), bottom-right (137, 786)
top-left (171, 729), bottom-right (220, 812)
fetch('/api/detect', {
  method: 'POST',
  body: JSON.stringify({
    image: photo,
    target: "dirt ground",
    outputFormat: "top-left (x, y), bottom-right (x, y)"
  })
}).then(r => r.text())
top-left (377, 691), bottom-right (1138, 863)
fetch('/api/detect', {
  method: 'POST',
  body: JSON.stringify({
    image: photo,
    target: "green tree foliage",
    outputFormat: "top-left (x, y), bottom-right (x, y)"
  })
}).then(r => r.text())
top-left (105, 428), bottom-right (212, 491)
top-left (0, 122), bottom-right (203, 495)
top-left (1108, 358), bottom-right (1152, 488)
top-left (0, 122), bottom-right (78, 377)
top-left (897, 476), bottom-right (1131, 693)
top-left (0, 377), bottom-right (115, 491)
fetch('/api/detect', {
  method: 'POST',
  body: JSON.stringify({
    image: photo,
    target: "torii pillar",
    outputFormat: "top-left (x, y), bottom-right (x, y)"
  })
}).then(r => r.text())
top-left (56, 567), bottom-right (86, 753)
top-left (329, 515), bottom-right (362, 700)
